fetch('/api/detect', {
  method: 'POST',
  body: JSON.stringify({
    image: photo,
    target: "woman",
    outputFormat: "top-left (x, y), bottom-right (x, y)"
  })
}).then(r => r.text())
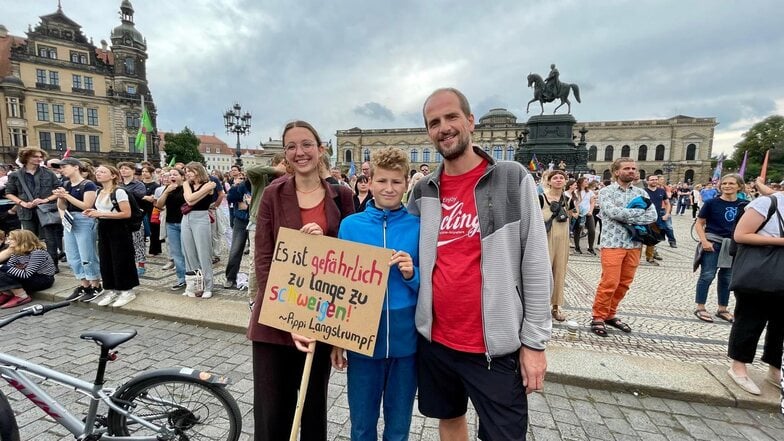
top-left (155, 168), bottom-right (187, 290)
top-left (352, 174), bottom-right (372, 212)
top-left (691, 184), bottom-right (703, 219)
top-left (52, 158), bottom-right (102, 301)
top-left (726, 186), bottom-right (784, 396)
top-left (247, 121), bottom-right (354, 441)
top-left (0, 229), bottom-right (57, 309)
top-left (181, 162), bottom-right (216, 298)
top-left (140, 166), bottom-right (161, 255)
top-left (693, 174), bottom-right (745, 323)
top-left (539, 170), bottom-right (576, 322)
top-left (403, 171), bottom-right (424, 204)
top-left (83, 165), bottom-right (139, 308)
top-left (573, 177), bottom-right (597, 255)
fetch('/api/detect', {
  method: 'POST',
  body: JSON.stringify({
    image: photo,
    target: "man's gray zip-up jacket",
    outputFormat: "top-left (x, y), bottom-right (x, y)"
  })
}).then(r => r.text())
top-left (407, 147), bottom-right (553, 357)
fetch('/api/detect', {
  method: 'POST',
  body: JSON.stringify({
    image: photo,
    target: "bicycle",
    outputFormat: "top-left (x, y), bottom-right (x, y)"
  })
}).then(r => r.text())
top-left (0, 299), bottom-right (242, 441)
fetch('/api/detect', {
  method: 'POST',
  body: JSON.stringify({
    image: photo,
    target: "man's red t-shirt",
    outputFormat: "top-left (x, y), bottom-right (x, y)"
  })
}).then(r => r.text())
top-left (431, 159), bottom-right (486, 353)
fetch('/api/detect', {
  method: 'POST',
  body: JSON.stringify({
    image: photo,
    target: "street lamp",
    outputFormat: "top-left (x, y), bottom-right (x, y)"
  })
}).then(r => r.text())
top-left (223, 103), bottom-right (251, 167)
top-left (662, 161), bottom-right (676, 183)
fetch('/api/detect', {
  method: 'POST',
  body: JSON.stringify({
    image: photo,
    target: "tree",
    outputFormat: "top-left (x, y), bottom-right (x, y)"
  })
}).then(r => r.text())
top-left (731, 115), bottom-right (784, 182)
top-left (163, 127), bottom-right (204, 165)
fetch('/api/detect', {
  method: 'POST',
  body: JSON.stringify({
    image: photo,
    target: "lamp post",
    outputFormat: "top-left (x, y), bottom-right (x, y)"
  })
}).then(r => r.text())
top-left (223, 103), bottom-right (251, 167)
top-left (662, 161), bottom-right (676, 184)
top-left (152, 130), bottom-right (161, 165)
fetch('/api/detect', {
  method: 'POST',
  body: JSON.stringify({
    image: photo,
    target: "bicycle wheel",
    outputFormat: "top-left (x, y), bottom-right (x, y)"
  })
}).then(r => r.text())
top-left (107, 375), bottom-right (241, 441)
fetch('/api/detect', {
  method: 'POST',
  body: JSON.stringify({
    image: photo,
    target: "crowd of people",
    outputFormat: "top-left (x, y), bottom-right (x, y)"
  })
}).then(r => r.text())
top-left (0, 87), bottom-right (782, 439)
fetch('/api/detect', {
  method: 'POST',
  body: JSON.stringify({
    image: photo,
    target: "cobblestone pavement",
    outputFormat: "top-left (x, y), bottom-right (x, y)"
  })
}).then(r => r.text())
top-left (2, 306), bottom-right (782, 440)
top-left (555, 214), bottom-right (772, 368)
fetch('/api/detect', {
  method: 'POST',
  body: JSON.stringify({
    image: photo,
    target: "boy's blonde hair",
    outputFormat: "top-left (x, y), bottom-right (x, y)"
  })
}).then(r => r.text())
top-left (370, 147), bottom-right (410, 179)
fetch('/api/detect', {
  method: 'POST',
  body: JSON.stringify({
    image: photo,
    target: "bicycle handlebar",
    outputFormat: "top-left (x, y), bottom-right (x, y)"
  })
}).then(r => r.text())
top-left (0, 299), bottom-right (73, 329)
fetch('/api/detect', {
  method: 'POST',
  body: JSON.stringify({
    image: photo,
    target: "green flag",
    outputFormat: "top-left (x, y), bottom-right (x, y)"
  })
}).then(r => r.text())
top-left (168, 155), bottom-right (176, 167)
top-left (134, 110), bottom-right (154, 152)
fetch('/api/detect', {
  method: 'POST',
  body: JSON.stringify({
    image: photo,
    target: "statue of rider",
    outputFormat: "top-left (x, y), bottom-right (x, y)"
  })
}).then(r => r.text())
top-left (544, 63), bottom-right (561, 101)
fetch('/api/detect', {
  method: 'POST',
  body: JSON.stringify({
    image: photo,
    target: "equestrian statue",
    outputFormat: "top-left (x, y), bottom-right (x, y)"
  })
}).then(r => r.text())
top-left (526, 64), bottom-right (581, 115)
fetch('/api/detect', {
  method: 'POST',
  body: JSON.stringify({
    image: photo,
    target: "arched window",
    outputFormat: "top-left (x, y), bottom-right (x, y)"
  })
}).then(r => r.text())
top-left (588, 145), bottom-right (597, 161)
top-left (493, 146), bottom-right (503, 160)
top-left (654, 169), bottom-right (663, 175)
top-left (124, 57), bottom-right (135, 75)
top-left (639, 169), bottom-right (646, 180)
top-left (363, 148), bottom-right (371, 162)
top-left (435, 151), bottom-right (442, 162)
top-left (410, 149), bottom-right (418, 163)
top-left (655, 144), bottom-right (665, 161)
top-left (604, 145), bottom-right (614, 161)
top-left (602, 169), bottom-right (612, 180)
top-left (685, 143), bottom-right (697, 161)
top-left (638, 145), bottom-right (648, 161)
top-left (423, 148), bottom-right (431, 163)
top-left (507, 146), bottom-right (515, 160)
top-left (344, 149), bottom-right (352, 164)
top-left (621, 145), bottom-right (630, 157)
top-left (684, 169), bottom-right (695, 183)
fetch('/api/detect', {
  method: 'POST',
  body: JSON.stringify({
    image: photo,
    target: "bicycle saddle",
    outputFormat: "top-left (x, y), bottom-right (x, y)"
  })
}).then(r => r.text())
top-left (80, 330), bottom-right (138, 349)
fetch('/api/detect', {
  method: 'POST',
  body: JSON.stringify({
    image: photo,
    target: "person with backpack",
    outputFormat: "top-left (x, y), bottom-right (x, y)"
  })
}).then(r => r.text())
top-left (693, 173), bottom-right (746, 323)
top-left (82, 165), bottom-right (139, 307)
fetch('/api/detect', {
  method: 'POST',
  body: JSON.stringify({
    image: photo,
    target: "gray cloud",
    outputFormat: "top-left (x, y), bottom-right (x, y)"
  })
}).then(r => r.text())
top-left (353, 102), bottom-right (395, 121)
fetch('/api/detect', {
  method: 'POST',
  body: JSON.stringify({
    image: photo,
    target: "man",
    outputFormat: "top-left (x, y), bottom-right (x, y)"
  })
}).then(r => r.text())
top-left (419, 163), bottom-right (430, 175)
top-left (544, 63), bottom-right (560, 100)
top-left (642, 175), bottom-right (670, 265)
top-left (5, 147), bottom-right (61, 270)
top-left (361, 161), bottom-right (371, 177)
top-left (407, 88), bottom-right (552, 441)
top-left (330, 166), bottom-right (351, 188)
top-left (590, 158), bottom-right (657, 337)
top-left (656, 175), bottom-right (677, 248)
top-left (700, 182), bottom-right (718, 204)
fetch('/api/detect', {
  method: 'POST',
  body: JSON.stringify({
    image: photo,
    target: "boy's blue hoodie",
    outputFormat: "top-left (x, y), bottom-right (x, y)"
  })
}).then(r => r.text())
top-left (338, 199), bottom-right (420, 359)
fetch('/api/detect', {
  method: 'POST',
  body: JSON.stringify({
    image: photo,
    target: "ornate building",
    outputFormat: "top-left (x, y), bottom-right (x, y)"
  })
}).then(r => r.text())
top-left (336, 109), bottom-right (718, 183)
top-left (0, 1), bottom-right (158, 165)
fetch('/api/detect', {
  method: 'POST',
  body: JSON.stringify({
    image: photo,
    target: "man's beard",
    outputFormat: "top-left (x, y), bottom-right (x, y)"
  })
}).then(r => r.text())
top-left (436, 134), bottom-right (470, 161)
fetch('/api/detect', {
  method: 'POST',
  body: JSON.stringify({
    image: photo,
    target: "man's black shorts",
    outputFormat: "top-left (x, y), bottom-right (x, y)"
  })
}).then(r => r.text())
top-left (417, 335), bottom-right (528, 441)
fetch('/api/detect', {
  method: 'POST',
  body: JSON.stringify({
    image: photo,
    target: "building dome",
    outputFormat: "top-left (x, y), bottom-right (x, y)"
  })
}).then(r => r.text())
top-left (478, 108), bottom-right (517, 125)
top-left (111, 22), bottom-right (144, 46)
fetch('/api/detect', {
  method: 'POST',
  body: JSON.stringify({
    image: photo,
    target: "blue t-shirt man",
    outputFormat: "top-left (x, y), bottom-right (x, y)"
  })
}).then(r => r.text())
top-left (700, 186), bottom-right (718, 204)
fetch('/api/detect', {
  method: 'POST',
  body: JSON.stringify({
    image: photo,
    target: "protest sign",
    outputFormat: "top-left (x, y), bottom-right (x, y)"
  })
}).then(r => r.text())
top-left (259, 227), bottom-right (392, 356)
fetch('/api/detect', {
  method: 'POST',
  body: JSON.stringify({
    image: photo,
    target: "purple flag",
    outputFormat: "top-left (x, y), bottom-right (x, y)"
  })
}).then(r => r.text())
top-left (738, 151), bottom-right (748, 178)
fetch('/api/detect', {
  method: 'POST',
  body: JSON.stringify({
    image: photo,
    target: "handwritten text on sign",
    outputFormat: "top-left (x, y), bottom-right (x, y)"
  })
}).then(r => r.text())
top-left (259, 227), bottom-right (392, 356)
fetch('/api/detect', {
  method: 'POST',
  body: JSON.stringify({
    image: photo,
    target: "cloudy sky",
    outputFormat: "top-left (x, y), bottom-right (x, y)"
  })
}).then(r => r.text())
top-left (4, 0), bottom-right (782, 156)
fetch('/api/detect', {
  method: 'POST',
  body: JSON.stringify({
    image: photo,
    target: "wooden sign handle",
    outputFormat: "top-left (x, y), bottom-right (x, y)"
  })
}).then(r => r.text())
top-left (289, 341), bottom-right (316, 441)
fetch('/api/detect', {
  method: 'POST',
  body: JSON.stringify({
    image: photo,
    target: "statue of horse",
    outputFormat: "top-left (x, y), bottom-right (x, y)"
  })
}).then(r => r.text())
top-left (526, 73), bottom-right (581, 115)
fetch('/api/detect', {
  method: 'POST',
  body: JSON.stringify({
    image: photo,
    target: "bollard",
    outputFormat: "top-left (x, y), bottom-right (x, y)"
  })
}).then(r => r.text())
top-left (566, 320), bottom-right (579, 341)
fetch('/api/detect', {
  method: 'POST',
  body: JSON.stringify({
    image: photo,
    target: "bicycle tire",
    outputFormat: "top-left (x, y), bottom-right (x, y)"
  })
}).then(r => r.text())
top-left (0, 390), bottom-right (20, 441)
top-left (106, 375), bottom-right (241, 441)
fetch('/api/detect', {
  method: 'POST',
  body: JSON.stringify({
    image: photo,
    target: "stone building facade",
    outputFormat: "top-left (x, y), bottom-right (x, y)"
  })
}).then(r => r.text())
top-left (336, 109), bottom-right (717, 184)
top-left (0, 1), bottom-right (158, 165)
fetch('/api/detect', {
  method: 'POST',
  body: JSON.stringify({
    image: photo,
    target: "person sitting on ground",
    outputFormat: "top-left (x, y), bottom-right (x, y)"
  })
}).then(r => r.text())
top-left (693, 174), bottom-right (745, 324)
top-left (0, 229), bottom-right (57, 309)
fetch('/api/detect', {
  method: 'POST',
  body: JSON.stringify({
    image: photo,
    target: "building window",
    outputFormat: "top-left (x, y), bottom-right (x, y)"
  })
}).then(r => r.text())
top-left (206, 147), bottom-right (211, 153)
top-left (604, 145), bottom-right (614, 162)
top-left (126, 85), bottom-right (136, 94)
top-left (621, 145), bottom-right (630, 157)
top-left (87, 108), bottom-right (98, 126)
top-left (639, 169), bottom-right (647, 180)
top-left (73, 106), bottom-right (84, 124)
top-left (74, 134), bottom-right (86, 151)
top-left (588, 145), bottom-right (597, 161)
top-left (410, 149), bottom-right (419, 162)
top-left (128, 137), bottom-right (136, 152)
top-left (435, 151), bottom-right (442, 162)
top-left (38, 45), bottom-right (57, 59)
top-left (126, 112), bottom-right (140, 129)
top-left (507, 146), bottom-right (515, 160)
top-left (49, 71), bottom-right (59, 86)
top-left (36, 103), bottom-right (49, 121)
top-left (52, 104), bottom-right (65, 123)
top-left (36, 69), bottom-right (47, 84)
top-left (684, 169), bottom-right (695, 183)
top-left (70, 51), bottom-right (88, 64)
top-left (72, 74), bottom-right (82, 89)
top-left (602, 169), bottom-right (612, 180)
top-left (9, 128), bottom-right (28, 147)
top-left (423, 148), bottom-right (431, 163)
top-left (685, 143), bottom-right (697, 161)
top-left (638, 145), bottom-right (648, 161)
top-left (84, 77), bottom-right (93, 91)
top-left (124, 57), bottom-right (136, 75)
top-left (493, 146), bottom-right (503, 160)
top-left (655, 144), bottom-right (665, 161)
top-left (6, 98), bottom-right (21, 118)
top-left (54, 133), bottom-right (67, 151)
top-left (344, 150), bottom-right (352, 164)
top-left (39, 131), bottom-right (52, 149)
top-left (363, 148), bottom-right (371, 162)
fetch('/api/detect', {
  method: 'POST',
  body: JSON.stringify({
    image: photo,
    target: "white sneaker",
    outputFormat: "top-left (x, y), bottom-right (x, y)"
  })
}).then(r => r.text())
top-left (162, 261), bottom-right (175, 270)
top-left (112, 291), bottom-right (136, 308)
top-left (199, 291), bottom-right (212, 299)
top-left (96, 291), bottom-right (118, 307)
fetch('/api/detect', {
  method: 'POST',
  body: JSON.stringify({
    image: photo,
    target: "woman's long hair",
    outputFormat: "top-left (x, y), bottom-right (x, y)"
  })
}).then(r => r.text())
top-left (185, 162), bottom-right (210, 184)
top-left (8, 229), bottom-right (46, 255)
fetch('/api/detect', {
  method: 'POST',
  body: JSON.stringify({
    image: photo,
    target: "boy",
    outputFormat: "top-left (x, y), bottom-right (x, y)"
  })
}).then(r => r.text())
top-left (331, 147), bottom-right (420, 441)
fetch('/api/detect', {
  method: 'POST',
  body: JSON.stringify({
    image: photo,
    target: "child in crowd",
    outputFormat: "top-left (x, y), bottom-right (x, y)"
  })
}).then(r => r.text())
top-left (331, 147), bottom-right (420, 441)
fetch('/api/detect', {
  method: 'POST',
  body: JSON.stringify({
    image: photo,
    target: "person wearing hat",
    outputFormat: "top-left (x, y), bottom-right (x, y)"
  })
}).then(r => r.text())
top-left (52, 158), bottom-right (103, 301)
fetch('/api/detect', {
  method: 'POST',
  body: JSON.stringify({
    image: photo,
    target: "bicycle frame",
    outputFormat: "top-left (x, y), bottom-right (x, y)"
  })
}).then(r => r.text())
top-left (0, 351), bottom-right (172, 440)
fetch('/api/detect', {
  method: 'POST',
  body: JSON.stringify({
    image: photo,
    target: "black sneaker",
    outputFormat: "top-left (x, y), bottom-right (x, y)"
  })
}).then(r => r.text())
top-left (669, 242), bottom-right (678, 249)
top-left (67, 286), bottom-right (89, 301)
top-left (80, 286), bottom-right (101, 303)
top-left (170, 281), bottom-right (186, 291)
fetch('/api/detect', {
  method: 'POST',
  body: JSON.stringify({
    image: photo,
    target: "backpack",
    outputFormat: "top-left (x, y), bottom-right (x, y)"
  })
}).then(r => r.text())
top-left (109, 187), bottom-right (145, 232)
top-left (727, 195), bottom-right (777, 256)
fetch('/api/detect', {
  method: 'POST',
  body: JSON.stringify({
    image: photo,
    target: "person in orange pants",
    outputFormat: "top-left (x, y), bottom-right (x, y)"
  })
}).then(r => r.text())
top-left (591, 158), bottom-right (657, 336)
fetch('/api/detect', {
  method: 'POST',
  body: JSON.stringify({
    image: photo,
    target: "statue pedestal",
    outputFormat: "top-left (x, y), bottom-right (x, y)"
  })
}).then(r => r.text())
top-left (517, 114), bottom-right (589, 174)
